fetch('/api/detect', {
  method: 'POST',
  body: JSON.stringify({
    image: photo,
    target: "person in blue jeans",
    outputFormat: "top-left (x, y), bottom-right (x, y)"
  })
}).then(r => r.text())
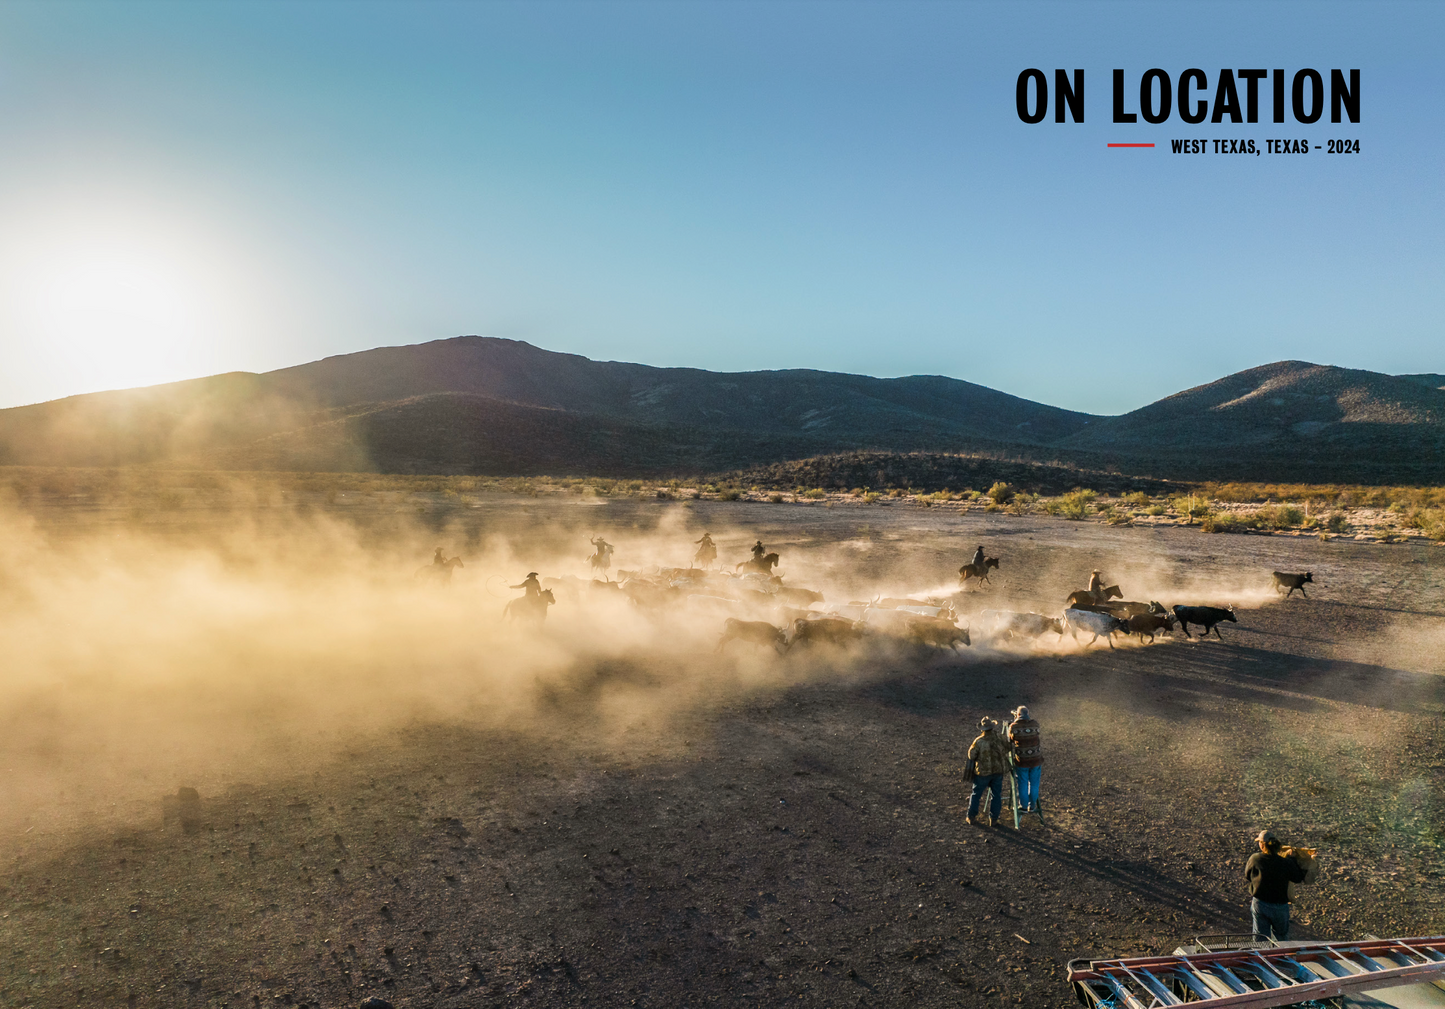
top-left (1007, 706), bottom-right (1043, 813)
top-left (1245, 829), bottom-right (1307, 941)
top-left (966, 718), bottom-right (1010, 826)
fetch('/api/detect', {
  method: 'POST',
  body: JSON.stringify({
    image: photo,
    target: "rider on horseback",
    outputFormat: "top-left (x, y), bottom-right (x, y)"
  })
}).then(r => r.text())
top-left (971, 544), bottom-right (985, 570)
top-left (694, 533), bottom-right (716, 568)
top-left (751, 540), bottom-right (766, 562)
top-left (511, 572), bottom-right (542, 598)
top-left (1088, 569), bottom-right (1104, 603)
top-left (433, 546), bottom-right (447, 566)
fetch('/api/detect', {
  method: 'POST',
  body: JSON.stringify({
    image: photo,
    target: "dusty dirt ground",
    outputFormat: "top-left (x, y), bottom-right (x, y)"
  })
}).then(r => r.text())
top-left (2, 493), bottom-right (1444, 1008)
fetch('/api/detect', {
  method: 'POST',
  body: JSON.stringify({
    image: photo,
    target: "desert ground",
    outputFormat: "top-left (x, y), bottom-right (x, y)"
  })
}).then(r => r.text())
top-left (2, 487), bottom-right (1443, 1009)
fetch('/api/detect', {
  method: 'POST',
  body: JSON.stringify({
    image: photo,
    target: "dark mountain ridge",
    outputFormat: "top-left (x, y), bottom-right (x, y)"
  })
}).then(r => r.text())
top-left (1, 338), bottom-right (1440, 486)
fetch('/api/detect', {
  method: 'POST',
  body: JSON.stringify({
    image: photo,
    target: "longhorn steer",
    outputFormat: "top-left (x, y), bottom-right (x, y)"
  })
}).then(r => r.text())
top-left (1063, 608), bottom-right (1129, 649)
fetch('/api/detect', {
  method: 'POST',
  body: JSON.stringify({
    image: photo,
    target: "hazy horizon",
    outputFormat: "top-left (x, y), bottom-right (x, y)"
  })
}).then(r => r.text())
top-left (0, 333), bottom-right (1436, 422)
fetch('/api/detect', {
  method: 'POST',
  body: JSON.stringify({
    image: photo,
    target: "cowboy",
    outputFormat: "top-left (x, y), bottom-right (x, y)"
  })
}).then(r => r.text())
top-left (751, 540), bottom-right (766, 561)
top-left (510, 572), bottom-right (542, 598)
top-left (970, 544), bottom-right (985, 569)
top-left (966, 717), bottom-right (1011, 827)
top-left (433, 547), bottom-right (447, 566)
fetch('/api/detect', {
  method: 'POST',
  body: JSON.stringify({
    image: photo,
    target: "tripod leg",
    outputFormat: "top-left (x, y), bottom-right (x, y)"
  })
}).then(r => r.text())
top-left (1009, 771), bottom-right (1020, 830)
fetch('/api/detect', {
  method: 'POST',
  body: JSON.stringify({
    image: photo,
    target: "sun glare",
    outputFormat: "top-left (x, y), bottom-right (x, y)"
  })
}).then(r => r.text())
top-left (0, 195), bottom-right (267, 403)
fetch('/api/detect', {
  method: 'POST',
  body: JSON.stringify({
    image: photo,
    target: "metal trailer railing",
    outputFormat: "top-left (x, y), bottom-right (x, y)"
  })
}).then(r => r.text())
top-left (1067, 935), bottom-right (1445, 1009)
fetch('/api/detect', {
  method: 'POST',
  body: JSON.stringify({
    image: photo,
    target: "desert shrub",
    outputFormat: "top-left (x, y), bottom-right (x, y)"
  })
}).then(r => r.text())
top-left (1054, 488), bottom-right (1097, 520)
top-left (1201, 512), bottom-right (1248, 534)
top-left (1144, 504), bottom-right (1166, 516)
top-left (1103, 506), bottom-right (1131, 526)
top-left (987, 481), bottom-right (1015, 504)
top-left (1407, 507), bottom-right (1445, 540)
top-left (801, 488), bottom-right (827, 500)
top-left (1172, 495), bottom-right (1210, 520)
top-left (768, 493), bottom-right (784, 503)
top-left (1122, 491), bottom-right (1151, 508)
top-left (1253, 504), bottom-right (1303, 529)
top-left (718, 487), bottom-right (742, 501)
top-left (862, 491), bottom-right (880, 504)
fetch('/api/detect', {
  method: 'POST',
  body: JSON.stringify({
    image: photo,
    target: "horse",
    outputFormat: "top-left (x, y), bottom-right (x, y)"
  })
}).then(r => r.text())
top-left (1065, 585), bottom-right (1122, 609)
top-left (503, 588), bottom-right (556, 627)
top-left (415, 556), bottom-right (464, 584)
top-left (588, 538), bottom-right (614, 578)
top-left (735, 552), bottom-right (780, 575)
top-left (693, 539), bottom-right (717, 569)
top-left (958, 557), bottom-right (1000, 588)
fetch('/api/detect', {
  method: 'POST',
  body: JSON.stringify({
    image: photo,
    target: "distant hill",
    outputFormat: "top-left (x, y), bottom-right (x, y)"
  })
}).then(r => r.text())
top-left (0, 339), bottom-right (1441, 486)
top-left (1398, 373), bottom-right (1445, 391)
top-left (1059, 361), bottom-right (1445, 484)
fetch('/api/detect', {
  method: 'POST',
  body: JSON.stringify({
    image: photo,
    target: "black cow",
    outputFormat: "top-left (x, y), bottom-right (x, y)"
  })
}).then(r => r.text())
top-left (1272, 571), bottom-right (1314, 598)
top-left (1173, 605), bottom-right (1237, 640)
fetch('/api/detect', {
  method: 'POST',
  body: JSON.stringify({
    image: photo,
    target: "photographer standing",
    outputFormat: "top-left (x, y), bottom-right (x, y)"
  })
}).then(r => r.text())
top-left (1245, 829), bottom-right (1307, 941)
top-left (1007, 705), bottom-right (1042, 814)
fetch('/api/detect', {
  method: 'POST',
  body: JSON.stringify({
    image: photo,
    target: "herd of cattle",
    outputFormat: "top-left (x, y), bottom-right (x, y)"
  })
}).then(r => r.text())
top-left (508, 541), bottom-right (1317, 655)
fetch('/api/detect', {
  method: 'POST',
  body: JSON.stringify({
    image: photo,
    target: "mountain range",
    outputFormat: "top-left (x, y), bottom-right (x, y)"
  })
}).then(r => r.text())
top-left (1, 337), bottom-right (1441, 486)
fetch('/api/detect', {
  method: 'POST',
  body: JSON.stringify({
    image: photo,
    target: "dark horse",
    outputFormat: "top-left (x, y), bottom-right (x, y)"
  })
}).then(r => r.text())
top-left (1065, 585), bottom-right (1123, 609)
top-left (958, 557), bottom-right (1000, 588)
top-left (735, 552), bottom-right (780, 575)
top-left (416, 556), bottom-right (465, 584)
top-left (504, 588), bottom-right (556, 627)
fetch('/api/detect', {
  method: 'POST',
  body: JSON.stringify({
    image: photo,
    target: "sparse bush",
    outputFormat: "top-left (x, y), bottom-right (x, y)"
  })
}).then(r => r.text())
top-left (1407, 507), bottom-right (1445, 540)
top-left (1122, 491), bottom-right (1151, 508)
top-left (801, 488), bottom-right (827, 500)
top-left (987, 481), bottom-right (1015, 504)
top-left (1255, 504), bottom-right (1305, 530)
top-left (1172, 495), bottom-right (1210, 521)
top-left (862, 492), bottom-right (880, 504)
top-left (768, 493), bottom-right (784, 503)
top-left (1200, 512), bottom-right (1249, 534)
top-left (718, 487), bottom-right (742, 501)
top-left (1144, 504), bottom-right (1166, 516)
top-left (1054, 488), bottom-right (1097, 520)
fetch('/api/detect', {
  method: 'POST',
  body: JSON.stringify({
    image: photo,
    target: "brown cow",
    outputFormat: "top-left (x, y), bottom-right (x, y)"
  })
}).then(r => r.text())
top-left (716, 618), bottom-right (787, 654)
top-left (1126, 611), bottom-right (1175, 643)
top-left (905, 616), bottom-right (971, 650)
top-left (788, 616), bottom-right (864, 647)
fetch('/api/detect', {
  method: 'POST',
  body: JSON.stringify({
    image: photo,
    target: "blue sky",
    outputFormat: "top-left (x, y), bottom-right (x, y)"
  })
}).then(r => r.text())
top-left (0, 0), bottom-right (1439, 413)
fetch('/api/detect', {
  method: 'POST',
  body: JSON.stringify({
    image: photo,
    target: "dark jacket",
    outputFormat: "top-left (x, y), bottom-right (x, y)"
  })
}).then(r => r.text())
top-left (1007, 718), bottom-right (1042, 768)
top-left (1245, 851), bottom-right (1307, 904)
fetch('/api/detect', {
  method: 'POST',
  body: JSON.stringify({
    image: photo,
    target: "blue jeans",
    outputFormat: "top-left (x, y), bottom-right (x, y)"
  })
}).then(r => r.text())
top-left (968, 773), bottom-right (1003, 820)
top-left (1251, 898), bottom-right (1290, 941)
top-left (1015, 765), bottom-right (1041, 810)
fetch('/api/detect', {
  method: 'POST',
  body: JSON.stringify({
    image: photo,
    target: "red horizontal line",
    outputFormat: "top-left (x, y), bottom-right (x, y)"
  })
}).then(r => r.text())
top-left (1107, 143), bottom-right (1155, 148)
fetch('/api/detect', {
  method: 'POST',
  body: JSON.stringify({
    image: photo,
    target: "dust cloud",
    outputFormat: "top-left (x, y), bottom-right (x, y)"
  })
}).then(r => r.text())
top-left (0, 486), bottom-right (1318, 853)
top-left (0, 498), bottom-right (978, 849)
